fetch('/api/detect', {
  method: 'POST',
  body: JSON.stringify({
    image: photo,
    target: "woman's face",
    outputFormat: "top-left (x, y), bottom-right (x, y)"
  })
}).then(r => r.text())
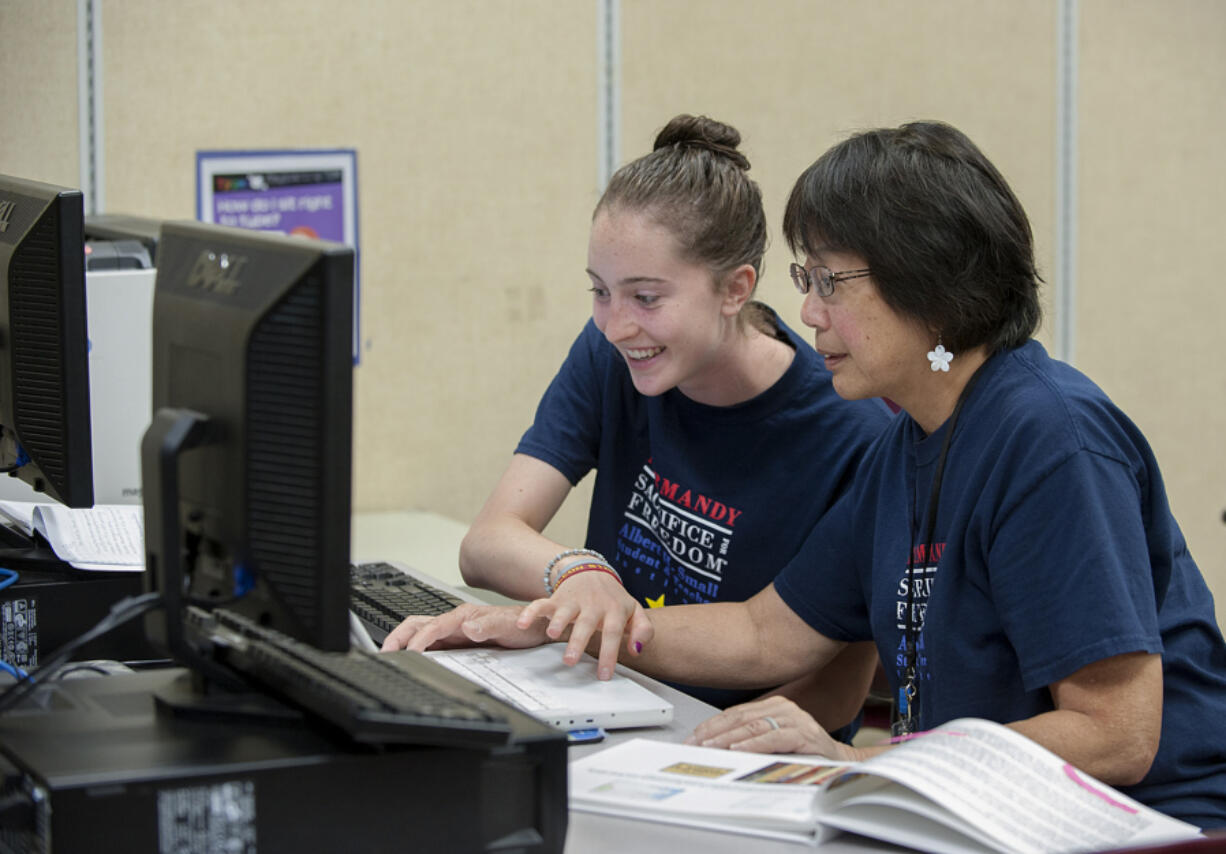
top-left (587, 208), bottom-right (743, 404)
top-left (798, 249), bottom-right (932, 405)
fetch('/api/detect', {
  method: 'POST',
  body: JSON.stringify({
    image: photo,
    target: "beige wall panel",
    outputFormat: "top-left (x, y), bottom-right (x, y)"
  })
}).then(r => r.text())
top-left (1078, 0), bottom-right (1226, 628)
top-left (621, 0), bottom-right (1058, 348)
top-left (7, 0), bottom-right (1221, 625)
top-left (0, 0), bottom-right (80, 185)
top-left (99, 1), bottom-right (599, 541)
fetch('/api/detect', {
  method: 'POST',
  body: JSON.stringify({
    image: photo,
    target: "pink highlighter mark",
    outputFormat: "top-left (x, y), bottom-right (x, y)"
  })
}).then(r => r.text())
top-left (1063, 764), bottom-right (1139, 814)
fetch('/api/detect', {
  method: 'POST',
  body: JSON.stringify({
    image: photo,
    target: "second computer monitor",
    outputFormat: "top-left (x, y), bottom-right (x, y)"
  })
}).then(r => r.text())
top-left (0, 174), bottom-right (94, 509)
top-left (142, 220), bottom-right (354, 662)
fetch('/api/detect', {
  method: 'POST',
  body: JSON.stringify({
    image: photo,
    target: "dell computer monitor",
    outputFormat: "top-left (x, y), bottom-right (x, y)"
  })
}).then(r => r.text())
top-left (141, 220), bottom-right (354, 670)
top-left (84, 212), bottom-right (162, 270)
top-left (0, 175), bottom-right (94, 509)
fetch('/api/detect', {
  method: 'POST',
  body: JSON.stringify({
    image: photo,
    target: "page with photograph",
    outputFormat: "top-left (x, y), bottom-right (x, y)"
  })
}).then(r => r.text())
top-left (570, 737), bottom-right (850, 845)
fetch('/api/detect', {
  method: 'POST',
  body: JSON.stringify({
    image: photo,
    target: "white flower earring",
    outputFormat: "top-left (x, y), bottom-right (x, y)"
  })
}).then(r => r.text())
top-left (927, 337), bottom-right (954, 373)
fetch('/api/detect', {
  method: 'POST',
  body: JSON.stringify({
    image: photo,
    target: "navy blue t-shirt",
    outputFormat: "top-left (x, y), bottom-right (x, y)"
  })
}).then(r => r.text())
top-left (775, 340), bottom-right (1226, 826)
top-left (517, 308), bottom-right (894, 708)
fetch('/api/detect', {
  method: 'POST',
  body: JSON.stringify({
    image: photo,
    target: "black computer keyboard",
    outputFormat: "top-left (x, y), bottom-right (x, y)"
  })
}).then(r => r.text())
top-left (202, 608), bottom-right (512, 747)
top-left (349, 561), bottom-right (464, 643)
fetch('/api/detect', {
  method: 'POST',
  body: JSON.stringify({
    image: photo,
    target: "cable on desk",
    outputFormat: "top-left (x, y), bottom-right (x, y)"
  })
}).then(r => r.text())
top-left (0, 591), bottom-right (162, 716)
top-left (0, 568), bottom-right (17, 592)
top-left (52, 663), bottom-right (118, 679)
top-left (0, 661), bottom-right (27, 681)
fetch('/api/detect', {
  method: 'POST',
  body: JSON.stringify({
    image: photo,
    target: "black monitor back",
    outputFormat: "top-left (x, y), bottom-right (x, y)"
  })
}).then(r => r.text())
top-left (0, 174), bottom-right (93, 508)
top-left (142, 220), bottom-right (354, 665)
top-left (84, 212), bottom-right (162, 269)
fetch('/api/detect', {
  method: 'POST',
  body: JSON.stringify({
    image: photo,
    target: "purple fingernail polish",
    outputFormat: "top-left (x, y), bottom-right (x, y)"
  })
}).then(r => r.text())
top-left (634, 641), bottom-right (642, 653)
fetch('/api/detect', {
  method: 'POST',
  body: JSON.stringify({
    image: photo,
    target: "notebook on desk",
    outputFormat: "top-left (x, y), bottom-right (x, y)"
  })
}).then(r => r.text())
top-left (427, 646), bottom-right (675, 731)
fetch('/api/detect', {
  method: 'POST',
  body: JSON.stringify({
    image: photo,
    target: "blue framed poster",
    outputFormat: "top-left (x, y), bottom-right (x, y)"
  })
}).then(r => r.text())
top-left (196, 148), bottom-right (360, 362)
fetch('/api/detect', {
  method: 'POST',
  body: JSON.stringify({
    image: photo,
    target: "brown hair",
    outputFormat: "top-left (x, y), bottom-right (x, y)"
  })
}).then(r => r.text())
top-left (596, 114), bottom-right (770, 329)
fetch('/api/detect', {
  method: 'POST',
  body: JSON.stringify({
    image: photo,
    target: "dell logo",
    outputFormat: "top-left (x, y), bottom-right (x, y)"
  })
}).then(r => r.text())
top-left (0, 200), bottom-right (14, 234)
top-left (187, 249), bottom-right (247, 295)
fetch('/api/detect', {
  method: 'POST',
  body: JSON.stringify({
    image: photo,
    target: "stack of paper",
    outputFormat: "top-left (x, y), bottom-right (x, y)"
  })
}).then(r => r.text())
top-left (0, 500), bottom-right (144, 571)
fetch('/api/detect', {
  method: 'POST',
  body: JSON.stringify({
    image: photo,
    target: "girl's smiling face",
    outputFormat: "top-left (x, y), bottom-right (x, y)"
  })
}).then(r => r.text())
top-left (587, 208), bottom-right (747, 405)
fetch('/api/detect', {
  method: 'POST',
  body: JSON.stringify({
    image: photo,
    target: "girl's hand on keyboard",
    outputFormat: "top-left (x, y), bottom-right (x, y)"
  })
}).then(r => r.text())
top-left (383, 603), bottom-right (547, 652)
top-left (516, 578), bottom-right (654, 682)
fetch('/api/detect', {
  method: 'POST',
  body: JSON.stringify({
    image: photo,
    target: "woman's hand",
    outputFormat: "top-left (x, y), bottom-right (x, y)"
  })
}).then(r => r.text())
top-left (685, 696), bottom-right (861, 759)
top-left (517, 571), bottom-right (655, 680)
top-left (380, 603), bottom-right (548, 652)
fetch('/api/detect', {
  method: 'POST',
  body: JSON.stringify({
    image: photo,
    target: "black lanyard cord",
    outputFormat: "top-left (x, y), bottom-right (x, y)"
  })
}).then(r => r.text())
top-left (897, 358), bottom-right (990, 735)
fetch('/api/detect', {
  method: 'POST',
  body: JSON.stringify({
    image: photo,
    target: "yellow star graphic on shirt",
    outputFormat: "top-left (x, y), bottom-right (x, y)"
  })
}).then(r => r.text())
top-left (645, 594), bottom-right (665, 609)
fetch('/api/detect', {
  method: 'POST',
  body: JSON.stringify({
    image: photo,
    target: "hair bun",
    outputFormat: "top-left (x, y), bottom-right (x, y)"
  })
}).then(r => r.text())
top-left (653, 114), bottom-right (750, 170)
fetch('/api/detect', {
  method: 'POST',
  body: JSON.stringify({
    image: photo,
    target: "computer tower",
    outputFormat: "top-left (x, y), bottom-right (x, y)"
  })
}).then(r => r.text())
top-left (0, 667), bottom-right (568, 853)
top-left (0, 266), bottom-right (155, 507)
top-left (0, 264), bottom-right (159, 667)
top-left (0, 564), bottom-right (160, 669)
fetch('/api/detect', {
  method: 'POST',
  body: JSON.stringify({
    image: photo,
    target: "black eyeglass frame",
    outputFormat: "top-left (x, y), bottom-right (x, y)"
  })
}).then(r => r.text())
top-left (789, 262), bottom-right (873, 297)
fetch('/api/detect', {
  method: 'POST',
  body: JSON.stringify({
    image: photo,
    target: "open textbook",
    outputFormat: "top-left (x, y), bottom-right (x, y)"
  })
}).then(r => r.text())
top-left (570, 718), bottom-right (1202, 854)
top-left (0, 500), bottom-right (144, 571)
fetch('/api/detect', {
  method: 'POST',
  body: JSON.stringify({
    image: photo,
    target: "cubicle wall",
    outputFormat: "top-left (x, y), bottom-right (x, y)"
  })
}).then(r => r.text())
top-left (2, 0), bottom-right (1223, 629)
top-left (0, 3), bottom-right (79, 183)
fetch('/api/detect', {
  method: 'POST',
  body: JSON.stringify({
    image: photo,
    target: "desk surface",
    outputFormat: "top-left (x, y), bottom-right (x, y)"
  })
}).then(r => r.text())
top-left (353, 511), bottom-right (894, 853)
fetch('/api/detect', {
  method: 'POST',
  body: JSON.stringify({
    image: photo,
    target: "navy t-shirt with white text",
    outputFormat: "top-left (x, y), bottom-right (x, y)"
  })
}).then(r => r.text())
top-left (775, 340), bottom-right (1226, 826)
top-left (518, 310), bottom-right (893, 708)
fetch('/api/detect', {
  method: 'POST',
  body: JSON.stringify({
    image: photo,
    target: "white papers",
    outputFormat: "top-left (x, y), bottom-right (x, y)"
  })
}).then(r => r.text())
top-left (0, 500), bottom-right (37, 535)
top-left (0, 500), bottom-right (144, 571)
top-left (815, 718), bottom-right (1191, 853)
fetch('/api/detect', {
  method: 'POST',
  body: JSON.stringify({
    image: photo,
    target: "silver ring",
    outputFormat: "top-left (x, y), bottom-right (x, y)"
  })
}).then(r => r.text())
top-left (762, 715), bottom-right (780, 731)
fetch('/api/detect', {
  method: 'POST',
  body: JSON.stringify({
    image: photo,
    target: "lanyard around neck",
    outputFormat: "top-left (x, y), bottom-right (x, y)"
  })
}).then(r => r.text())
top-left (895, 358), bottom-right (989, 736)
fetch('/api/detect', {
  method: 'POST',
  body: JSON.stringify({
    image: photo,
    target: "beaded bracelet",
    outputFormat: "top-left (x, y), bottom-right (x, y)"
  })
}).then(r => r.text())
top-left (543, 547), bottom-right (609, 596)
top-left (554, 562), bottom-right (623, 591)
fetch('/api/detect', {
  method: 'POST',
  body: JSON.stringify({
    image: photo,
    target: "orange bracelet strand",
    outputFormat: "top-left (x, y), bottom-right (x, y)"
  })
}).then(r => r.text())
top-left (553, 563), bottom-right (622, 590)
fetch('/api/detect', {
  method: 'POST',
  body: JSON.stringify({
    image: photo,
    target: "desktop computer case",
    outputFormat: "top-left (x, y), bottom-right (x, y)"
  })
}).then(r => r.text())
top-left (0, 268), bottom-right (160, 668)
top-left (0, 565), bottom-right (159, 669)
top-left (0, 668), bottom-right (567, 853)
top-left (0, 267), bottom-right (154, 507)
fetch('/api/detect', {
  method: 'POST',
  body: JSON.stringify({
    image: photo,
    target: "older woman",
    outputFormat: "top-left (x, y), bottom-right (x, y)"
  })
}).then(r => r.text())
top-left (393, 121), bottom-right (1226, 828)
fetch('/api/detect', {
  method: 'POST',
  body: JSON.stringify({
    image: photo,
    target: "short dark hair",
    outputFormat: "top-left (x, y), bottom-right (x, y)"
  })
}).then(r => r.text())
top-left (783, 121), bottom-right (1041, 353)
top-left (597, 114), bottom-right (767, 285)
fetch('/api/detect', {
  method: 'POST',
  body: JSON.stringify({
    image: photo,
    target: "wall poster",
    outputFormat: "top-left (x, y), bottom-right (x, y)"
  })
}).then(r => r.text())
top-left (196, 148), bottom-right (360, 362)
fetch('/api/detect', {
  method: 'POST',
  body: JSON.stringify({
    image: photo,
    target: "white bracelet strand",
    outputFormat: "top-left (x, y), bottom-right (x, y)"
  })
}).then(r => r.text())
top-left (543, 548), bottom-right (610, 596)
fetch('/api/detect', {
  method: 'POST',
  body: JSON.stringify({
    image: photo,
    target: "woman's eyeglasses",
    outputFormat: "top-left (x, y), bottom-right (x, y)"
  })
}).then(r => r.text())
top-left (789, 263), bottom-right (872, 297)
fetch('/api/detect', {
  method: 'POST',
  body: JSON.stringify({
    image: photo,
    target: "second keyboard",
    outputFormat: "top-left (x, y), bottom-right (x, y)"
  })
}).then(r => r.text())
top-left (350, 561), bottom-right (465, 643)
